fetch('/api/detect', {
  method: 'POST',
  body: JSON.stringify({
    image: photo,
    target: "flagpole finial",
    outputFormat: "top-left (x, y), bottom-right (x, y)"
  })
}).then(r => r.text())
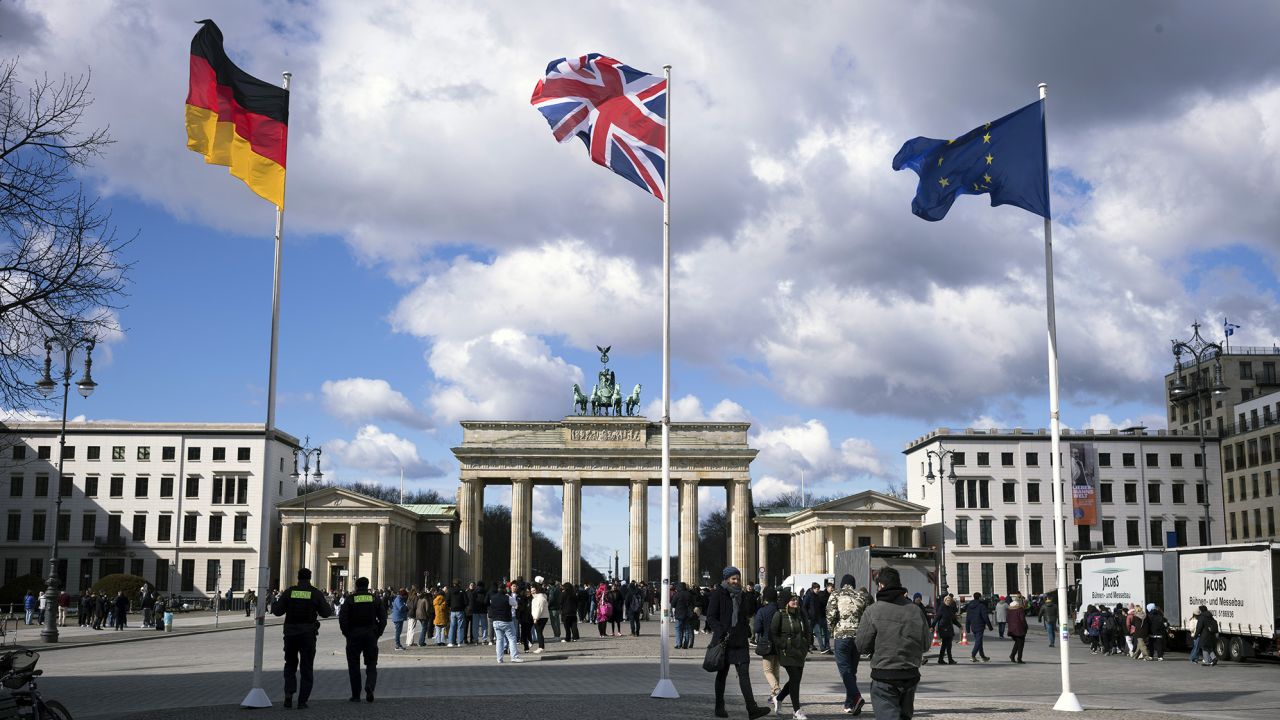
top-left (663, 64), bottom-right (672, 70)
top-left (282, 71), bottom-right (292, 80)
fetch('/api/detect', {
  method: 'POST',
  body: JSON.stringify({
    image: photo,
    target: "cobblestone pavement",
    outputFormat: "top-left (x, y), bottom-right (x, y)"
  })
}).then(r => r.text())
top-left (16, 620), bottom-right (1280, 719)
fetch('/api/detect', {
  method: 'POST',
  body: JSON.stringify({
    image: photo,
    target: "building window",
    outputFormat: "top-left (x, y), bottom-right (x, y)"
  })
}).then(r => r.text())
top-left (188, 446), bottom-right (201, 461)
top-left (1000, 452), bottom-right (1014, 467)
top-left (951, 452), bottom-right (966, 466)
top-left (186, 476), bottom-right (199, 498)
top-left (954, 481), bottom-right (966, 509)
top-left (30, 513), bottom-right (45, 542)
top-left (980, 563), bottom-right (994, 596)
top-left (212, 476), bottom-right (222, 505)
top-left (84, 445), bottom-right (99, 461)
top-left (58, 475), bottom-right (72, 498)
top-left (1027, 482), bottom-right (1041, 503)
top-left (1194, 453), bottom-right (1203, 468)
top-left (1151, 519), bottom-right (1164, 546)
top-left (183, 514), bottom-right (197, 542)
top-left (1269, 508), bottom-right (1275, 536)
top-left (1120, 453), bottom-right (1134, 468)
top-left (37, 445), bottom-right (51, 460)
top-left (1026, 452), bottom-right (1039, 467)
top-left (979, 480), bottom-right (990, 508)
top-left (155, 558), bottom-right (169, 591)
top-left (1029, 519), bottom-right (1042, 545)
top-left (1227, 480), bottom-right (1235, 503)
top-left (160, 476), bottom-right (174, 498)
top-left (956, 563), bottom-right (970, 595)
top-left (84, 475), bottom-right (98, 497)
top-left (8, 475), bottom-right (22, 497)
top-left (237, 447), bottom-right (251, 462)
top-left (236, 476), bottom-right (248, 505)
top-left (1002, 481), bottom-right (1016, 503)
top-left (61, 445), bottom-right (74, 460)
top-left (234, 515), bottom-right (248, 542)
top-left (158, 515), bottom-right (172, 543)
top-left (1254, 509), bottom-right (1262, 539)
top-left (333, 532), bottom-right (347, 549)
top-left (208, 515), bottom-right (222, 542)
top-left (1252, 474), bottom-right (1260, 499)
top-left (1003, 518), bottom-right (1017, 546)
top-left (232, 559), bottom-right (246, 591)
top-left (132, 514), bottom-right (146, 542)
top-left (57, 513), bottom-right (70, 542)
top-left (1242, 512), bottom-right (1251, 539)
top-left (977, 452), bottom-right (990, 466)
top-left (1172, 484), bottom-right (1185, 504)
top-left (1170, 453), bottom-right (1183, 468)
top-left (1146, 453), bottom-right (1159, 468)
top-left (1240, 361), bottom-right (1254, 379)
top-left (1100, 483), bottom-right (1113, 503)
top-left (111, 446), bottom-right (124, 461)
top-left (5, 512), bottom-right (19, 542)
top-left (212, 447), bottom-right (226, 462)
top-left (180, 559), bottom-right (195, 592)
top-left (1124, 483), bottom-right (1137, 504)
top-left (1148, 483), bottom-right (1161, 504)
top-left (1126, 519), bottom-right (1140, 546)
top-left (10, 445), bottom-right (24, 460)
top-left (1196, 482), bottom-right (1206, 504)
top-left (109, 475), bottom-right (123, 498)
top-left (1174, 519), bottom-right (1188, 547)
top-left (1230, 513), bottom-right (1238, 540)
top-left (1102, 519), bottom-right (1115, 546)
top-left (34, 475), bottom-right (48, 497)
top-left (106, 514), bottom-right (122, 541)
top-left (162, 446), bottom-right (176, 461)
top-left (137, 446), bottom-right (150, 461)
top-left (206, 559), bottom-right (220, 591)
top-left (129, 558), bottom-right (144, 579)
top-left (81, 513), bottom-right (96, 542)
top-left (979, 518), bottom-right (993, 546)
top-left (135, 476), bottom-right (148, 498)
top-left (955, 518), bottom-right (969, 545)
top-left (1098, 452), bottom-right (1111, 467)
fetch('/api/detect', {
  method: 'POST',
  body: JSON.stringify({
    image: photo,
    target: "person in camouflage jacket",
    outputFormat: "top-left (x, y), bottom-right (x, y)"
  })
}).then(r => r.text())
top-left (826, 574), bottom-right (872, 714)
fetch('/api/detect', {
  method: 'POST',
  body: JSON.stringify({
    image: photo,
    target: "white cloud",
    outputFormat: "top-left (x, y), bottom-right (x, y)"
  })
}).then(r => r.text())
top-left (426, 329), bottom-right (583, 424)
top-left (326, 424), bottom-right (441, 479)
top-left (642, 394), bottom-right (751, 422)
top-left (750, 419), bottom-right (889, 502)
top-left (321, 378), bottom-right (431, 430)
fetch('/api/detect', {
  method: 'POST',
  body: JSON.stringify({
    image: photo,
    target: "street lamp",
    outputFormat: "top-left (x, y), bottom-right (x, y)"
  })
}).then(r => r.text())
top-left (291, 438), bottom-right (322, 574)
top-left (924, 442), bottom-right (959, 600)
top-left (36, 333), bottom-right (97, 643)
top-left (1169, 322), bottom-right (1226, 546)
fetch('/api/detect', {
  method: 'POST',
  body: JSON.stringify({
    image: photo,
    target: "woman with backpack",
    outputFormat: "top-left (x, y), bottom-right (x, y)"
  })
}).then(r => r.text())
top-left (595, 583), bottom-right (611, 637)
top-left (1193, 606), bottom-right (1219, 666)
top-left (770, 588), bottom-right (814, 720)
top-left (1142, 603), bottom-right (1168, 661)
top-left (1083, 605), bottom-right (1102, 654)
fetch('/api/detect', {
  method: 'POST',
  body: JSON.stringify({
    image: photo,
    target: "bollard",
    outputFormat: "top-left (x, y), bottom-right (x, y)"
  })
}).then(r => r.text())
top-left (164, 611), bottom-right (174, 632)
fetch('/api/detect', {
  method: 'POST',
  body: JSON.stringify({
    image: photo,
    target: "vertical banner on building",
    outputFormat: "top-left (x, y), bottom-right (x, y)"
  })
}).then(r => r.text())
top-left (1070, 443), bottom-right (1099, 526)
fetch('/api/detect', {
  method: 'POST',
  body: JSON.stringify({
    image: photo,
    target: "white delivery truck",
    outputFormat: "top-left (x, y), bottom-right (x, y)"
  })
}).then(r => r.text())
top-left (1079, 550), bottom-right (1165, 610)
top-left (1163, 542), bottom-right (1280, 661)
top-left (777, 573), bottom-right (835, 595)
top-left (833, 546), bottom-right (937, 602)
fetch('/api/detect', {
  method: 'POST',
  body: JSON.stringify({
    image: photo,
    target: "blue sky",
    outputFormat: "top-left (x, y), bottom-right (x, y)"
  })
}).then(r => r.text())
top-left (7, 0), bottom-right (1280, 567)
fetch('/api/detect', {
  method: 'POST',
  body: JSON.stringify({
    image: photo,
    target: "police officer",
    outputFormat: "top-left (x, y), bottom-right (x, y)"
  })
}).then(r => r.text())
top-left (339, 576), bottom-right (386, 703)
top-left (270, 568), bottom-right (333, 709)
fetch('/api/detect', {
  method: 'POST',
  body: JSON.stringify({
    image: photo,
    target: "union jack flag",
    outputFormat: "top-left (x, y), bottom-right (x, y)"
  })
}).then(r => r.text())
top-left (531, 53), bottom-right (667, 200)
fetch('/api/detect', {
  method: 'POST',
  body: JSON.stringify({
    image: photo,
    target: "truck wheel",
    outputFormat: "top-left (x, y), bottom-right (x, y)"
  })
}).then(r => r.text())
top-left (1229, 636), bottom-right (1247, 662)
top-left (1217, 636), bottom-right (1233, 661)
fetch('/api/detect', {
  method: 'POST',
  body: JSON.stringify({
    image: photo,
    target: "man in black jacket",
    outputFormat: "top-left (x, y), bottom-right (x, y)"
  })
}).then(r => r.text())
top-left (705, 567), bottom-right (770, 719)
top-left (271, 568), bottom-right (334, 709)
top-left (856, 567), bottom-right (931, 720)
top-left (673, 582), bottom-right (694, 649)
top-left (339, 576), bottom-right (385, 703)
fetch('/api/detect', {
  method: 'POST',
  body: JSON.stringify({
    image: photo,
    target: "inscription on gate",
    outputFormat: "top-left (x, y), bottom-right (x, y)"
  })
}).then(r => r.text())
top-left (570, 427), bottom-right (643, 442)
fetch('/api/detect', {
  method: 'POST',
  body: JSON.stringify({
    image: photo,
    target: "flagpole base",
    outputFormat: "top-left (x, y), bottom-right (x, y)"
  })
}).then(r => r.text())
top-left (651, 678), bottom-right (680, 699)
top-left (1053, 692), bottom-right (1083, 712)
top-left (240, 687), bottom-right (272, 709)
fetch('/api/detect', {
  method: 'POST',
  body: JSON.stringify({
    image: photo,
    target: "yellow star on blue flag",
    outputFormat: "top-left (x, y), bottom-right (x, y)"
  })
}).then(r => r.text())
top-left (892, 100), bottom-right (1050, 221)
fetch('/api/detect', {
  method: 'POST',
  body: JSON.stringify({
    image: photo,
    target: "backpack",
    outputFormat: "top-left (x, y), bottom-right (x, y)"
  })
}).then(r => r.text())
top-left (1088, 614), bottom-right (1102, 635)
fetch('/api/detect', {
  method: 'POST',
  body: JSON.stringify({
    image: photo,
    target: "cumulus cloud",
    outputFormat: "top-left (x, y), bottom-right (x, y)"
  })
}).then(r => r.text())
top-left (321, 378), bottom-right (431, 430)
top-left (326, 424), bottom-right (442, 479)
top-left (426, 329), bottom-right (584, 424)
top-left (641, 395), bottom-right (751, 423)
top-left (749, 419), bottom-right (889, 502)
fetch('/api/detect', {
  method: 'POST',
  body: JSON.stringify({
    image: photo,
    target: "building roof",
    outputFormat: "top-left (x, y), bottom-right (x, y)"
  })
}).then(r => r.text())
top-left (397, 503), bottom-right (456, 516)
top-left (903, 426), bottom-right (1209, 452)
top-left (0, 420), bottom-right (300, 446)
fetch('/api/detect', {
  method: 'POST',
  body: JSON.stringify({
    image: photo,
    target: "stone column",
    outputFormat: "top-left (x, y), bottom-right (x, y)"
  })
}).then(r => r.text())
top-left (679, 478), bottom-right (699, 586)
top-left (911, 527), bottom-right (922, 547)
top-left (376, 523), bottom-right (388, 590)
top-left (629, 478), bottom-right (648, 582)
top-left (308, 523), bottom-right (321, 577)
top-left (844, 527), bottom-right (855, 551)
top-left (757, 533), bottom-right (768, 585)
top-left (347, 523), bottom-right (359, 585)
top-left (729, 478), bottom-right (750, 573)
top-left (457, 478), bottom-right (480, 584)
top-left (724, 485), bottom-right (735, 571)
top-left (510, 477), bottom-right (533, 581)
top-left (279, 522), bottom-right (293, 588)
top-left (439, 528), bottom-right (451, 584)
top-left (562, 478), bottom-right (582, 585)
top-left (882, 526), bottom-right (894, 547)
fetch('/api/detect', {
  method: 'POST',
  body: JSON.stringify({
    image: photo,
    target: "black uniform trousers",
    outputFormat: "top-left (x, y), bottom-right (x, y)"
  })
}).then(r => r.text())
top-left (283, 632), bottom-right (318, 701)
top-left (345, 630), bottom-right (379, 697)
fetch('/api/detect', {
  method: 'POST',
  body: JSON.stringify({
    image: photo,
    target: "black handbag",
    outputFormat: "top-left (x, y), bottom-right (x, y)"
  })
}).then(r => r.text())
top-left (755, 636), bottom-right (774, 657)
top-left (703, 635), bottom-right (728, 672)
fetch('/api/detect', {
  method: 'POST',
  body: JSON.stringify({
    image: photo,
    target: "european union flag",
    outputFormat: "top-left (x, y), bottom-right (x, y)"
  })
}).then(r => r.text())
top-left (892, 99), bottom-right (1049, 222)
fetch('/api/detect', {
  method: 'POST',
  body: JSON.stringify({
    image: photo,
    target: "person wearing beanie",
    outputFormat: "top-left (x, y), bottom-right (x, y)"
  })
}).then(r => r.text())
top-left (827, 573), bottom-right (872, 715)
top-left (706, 567), bottom-right (769, 719)
top-left (270, 567), bottom-right (333, 709)
top-left (771, 586), bottom-right (814, 719)
top-left (752, 586), bottom-right (783, 706)
top-left (855, 567), bottom-right (931, 720)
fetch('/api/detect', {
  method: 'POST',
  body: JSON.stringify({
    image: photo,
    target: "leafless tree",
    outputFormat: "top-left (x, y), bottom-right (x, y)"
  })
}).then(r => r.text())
top-left (884, 478), bottom-right (908, 500)
top-left (0, 58), bottom-right (131, 409)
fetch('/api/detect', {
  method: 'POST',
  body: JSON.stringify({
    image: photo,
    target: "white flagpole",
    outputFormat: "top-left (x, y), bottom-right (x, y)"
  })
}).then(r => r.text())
top-left (1040, 81), bottom-right (1082, 713)
top-left (652, 64), bottom-right (678, 700)
top-left (241, 70), bottom-right (291, 711)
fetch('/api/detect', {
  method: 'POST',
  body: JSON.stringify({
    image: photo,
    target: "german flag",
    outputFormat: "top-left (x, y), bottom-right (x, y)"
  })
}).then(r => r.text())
top-left (185, 19), bottom-right (288, 207)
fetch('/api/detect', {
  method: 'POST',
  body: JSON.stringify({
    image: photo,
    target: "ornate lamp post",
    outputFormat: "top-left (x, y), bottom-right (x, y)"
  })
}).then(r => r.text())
top-left (1169, 322), bottom-right (1227, 546)
top-left (291, 438), bottom-right (322, 573)
top-left (924, 442), bottom-right (958, 600)
top-left (35, 334), bottom-right (97, 643)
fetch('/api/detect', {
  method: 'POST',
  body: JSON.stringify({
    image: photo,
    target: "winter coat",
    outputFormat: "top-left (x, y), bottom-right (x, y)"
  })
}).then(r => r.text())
top-left (390, 596), bottom-right (408, 622)
top-left (531, 592), bottom-right (550, 621)
top-left (856, 587), bottom-right (932, 682)
top-left (448, 586), bottom-right (468, 612)
top-left (1006, 606), bottom-right (1028, 637)
top-left (752, 600), bottom-right (779, 653)
top-left (964, 599), bottom-right (993, 633)
top-left (826, 585), bottom-right (872, 640)
top-left (769, 607), bottom-right (813, 668)
top-left (1193, 611), bottom-right (1219, 649)
top-left (414, 596), bottom-right (430, 621)
top-left (672, 586), bottom-right (694, 621)
top-left (432, 594), bottom-right (448, 625)
top-left (705, 584), bottom-right (758, 666)
top-left (995, 600), bottom-right (1009, 623)
top-left (932, 602), bottom-right (962, 638)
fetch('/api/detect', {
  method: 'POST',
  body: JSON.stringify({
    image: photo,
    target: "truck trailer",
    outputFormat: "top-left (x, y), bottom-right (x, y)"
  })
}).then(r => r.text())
top-left (1164, 542), bottom-right (1280, 661)
top-left (833, 546), bottom-right (937, 601)
top-left (1079, 550), bottom-right (1165, 611)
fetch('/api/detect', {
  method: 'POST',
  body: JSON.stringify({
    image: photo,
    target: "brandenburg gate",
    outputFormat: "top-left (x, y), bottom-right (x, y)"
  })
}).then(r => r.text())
top-left (452, 416), bottom-right (759, 586)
